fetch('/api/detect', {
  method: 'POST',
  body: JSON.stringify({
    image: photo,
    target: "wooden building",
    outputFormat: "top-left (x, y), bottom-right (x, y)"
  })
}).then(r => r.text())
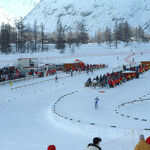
top-left (63, 60), bottom-right (84, 71)
top-left (141, 61), bottom-right (150, 66)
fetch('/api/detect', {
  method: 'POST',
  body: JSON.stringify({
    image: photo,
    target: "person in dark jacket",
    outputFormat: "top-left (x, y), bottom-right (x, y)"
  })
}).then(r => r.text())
top-left (86, 137), bottom-right (102, 150)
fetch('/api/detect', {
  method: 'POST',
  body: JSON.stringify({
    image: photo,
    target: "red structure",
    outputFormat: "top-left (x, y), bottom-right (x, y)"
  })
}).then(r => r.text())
top-left (63, 59), bottom-right (84, 71)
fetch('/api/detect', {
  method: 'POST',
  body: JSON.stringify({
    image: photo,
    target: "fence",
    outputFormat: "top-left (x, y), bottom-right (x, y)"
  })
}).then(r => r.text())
top-left (116, 98), bottom-right (150, 129)
top-left (0, 75), bottom-right (38, 86)
top-left (10, 74), bottom-right (72, 91)
top-left (118, 98), bottom-right (150, 110)
top-left (51, 91), bottom-right (150, 150)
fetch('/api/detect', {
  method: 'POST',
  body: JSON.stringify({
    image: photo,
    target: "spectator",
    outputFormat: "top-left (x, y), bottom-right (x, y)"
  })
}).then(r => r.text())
top-left (134, 134), bottom-right (150, 150)
top-left (47, 145), bottom-right (56, 150)
top-left (86, 137), bottom-right (102, 150)
top-left (146, 136), bottom-right (150, 145)
top-left (85, 63), bottom-right (150, 88)
top-left (55, 76), bottom-right (58, 82)
top-left (0, 66), bottom-right (25, 82)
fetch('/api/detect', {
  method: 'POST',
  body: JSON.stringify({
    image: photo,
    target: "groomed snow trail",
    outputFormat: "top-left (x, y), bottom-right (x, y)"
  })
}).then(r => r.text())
top-left (0, 43), bottom-right (150, 150)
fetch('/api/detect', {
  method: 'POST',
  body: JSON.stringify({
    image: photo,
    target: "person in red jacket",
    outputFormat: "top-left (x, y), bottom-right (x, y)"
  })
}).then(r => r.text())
top-left (116, 78), bottom-right (120, 86)
top-left (146, 136), bottom-right (150, 145)
top-left (47, 145), bottom-right (56, 150)
top-left (112, 80), bottom-right (116, 87)
top-left (108, 80), bottom-right (112, 87)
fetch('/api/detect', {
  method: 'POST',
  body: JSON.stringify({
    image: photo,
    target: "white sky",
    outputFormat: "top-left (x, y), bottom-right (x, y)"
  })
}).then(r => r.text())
top-left (0, 0), bottom-right (40, 17)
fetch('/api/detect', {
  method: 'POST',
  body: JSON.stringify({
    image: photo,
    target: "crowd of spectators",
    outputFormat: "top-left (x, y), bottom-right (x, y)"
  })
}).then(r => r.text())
top-left (44, 64), bottom-right (106, 77)
top-left (47, 135), bottom-right (150, 150)
top-left (65, 64), bottom-right (106, 73)
top-left (85, 64), bottom-right (150, 88)
top-left (0, 66), bottom-right (25, 82)
top-left (0, 63), bottom-right (106, 83)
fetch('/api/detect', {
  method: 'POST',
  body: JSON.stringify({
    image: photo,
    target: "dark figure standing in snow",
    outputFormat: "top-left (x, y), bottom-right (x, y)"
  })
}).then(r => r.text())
top-left (71, 70), bottom-right (73, 76)
top-left (95, 97), bottom-right (99, 109)
top-left (86, 137), bottom-right (102, 150)
top-left (55, 76), bottom-right (58, 82)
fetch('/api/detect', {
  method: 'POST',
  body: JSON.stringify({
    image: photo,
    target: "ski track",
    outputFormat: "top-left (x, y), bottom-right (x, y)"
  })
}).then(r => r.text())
top-left (0, 45), bottom-right (150, 150)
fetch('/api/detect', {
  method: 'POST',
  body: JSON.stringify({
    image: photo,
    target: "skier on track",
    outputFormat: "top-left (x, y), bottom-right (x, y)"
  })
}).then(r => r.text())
top-left (95, 97), bottom-right (99, 109)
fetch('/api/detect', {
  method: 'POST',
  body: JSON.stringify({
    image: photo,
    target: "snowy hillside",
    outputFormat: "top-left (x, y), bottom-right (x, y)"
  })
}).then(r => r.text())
top-left (0, 7), bottom-right (15, 25)
top-left (24, 0), bottom-right (150, 33)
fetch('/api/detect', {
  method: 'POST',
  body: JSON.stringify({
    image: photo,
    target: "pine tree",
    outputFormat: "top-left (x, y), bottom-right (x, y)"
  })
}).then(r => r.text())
top-left (104, 26), bottom-right (112, 46)
top-left (0, 23), bottom-right (11, 54)
top-left (66, 30), bottom-right (74, 48)
top-left (123, 21), bottom-right (131, 43)
top-left (25, 24), bottom-right (32, 53)
top-left (118, 22), bottom-right (123, 41)
top-left (75, 20), bottom-right (89, 44)
top-left (113, 21), bottom-right (119, 48)
top-left (55, 18), bottom-right (65, 50)
top-left (41, 23), bottom-right (44, 52)
top-left (138, 25), bottom-right (145, 41)
top-left (15, 18), bottom-right (26, 53)
top-left (34, 20), bottom-right (37, 52)
top-left (96, 29), bottom-right (101, 44)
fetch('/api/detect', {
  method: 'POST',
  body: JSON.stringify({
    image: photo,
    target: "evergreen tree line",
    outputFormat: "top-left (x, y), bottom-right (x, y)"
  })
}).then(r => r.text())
top-left (0, 19), bottom-right (149, 54)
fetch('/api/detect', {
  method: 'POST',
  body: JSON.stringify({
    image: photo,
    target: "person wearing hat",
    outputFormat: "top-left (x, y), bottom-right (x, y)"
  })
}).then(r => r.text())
top-left (134, 134), bottom-right (150, 150)
top-left (95, 97), bottom-right (99, 109)
top-left (86, 137), bottom-right (102, 150)
top-left (47, 145), bottom-right (56, 150)
top-left (146, 136), bottom-right (150, 145)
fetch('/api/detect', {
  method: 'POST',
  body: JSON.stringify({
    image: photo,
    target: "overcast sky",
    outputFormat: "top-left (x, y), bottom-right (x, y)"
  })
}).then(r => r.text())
top-left (0, 0), bottom-right (40, 18)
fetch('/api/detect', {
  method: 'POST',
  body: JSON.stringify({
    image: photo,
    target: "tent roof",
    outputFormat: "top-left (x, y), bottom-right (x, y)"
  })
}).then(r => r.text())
top-left (122, 71), bottom-right (136, 73)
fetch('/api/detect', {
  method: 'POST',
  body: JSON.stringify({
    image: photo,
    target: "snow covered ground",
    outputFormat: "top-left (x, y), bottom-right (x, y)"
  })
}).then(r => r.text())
top-left (0, 42), bottom-right (150, 150)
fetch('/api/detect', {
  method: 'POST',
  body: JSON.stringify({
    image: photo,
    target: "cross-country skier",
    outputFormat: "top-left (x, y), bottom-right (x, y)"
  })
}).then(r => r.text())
top-left (95, 97), bottom-right (99, 109)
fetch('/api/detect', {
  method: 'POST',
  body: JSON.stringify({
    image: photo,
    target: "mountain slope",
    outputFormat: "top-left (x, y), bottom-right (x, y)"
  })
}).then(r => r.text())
top-left (0, 7), bottom-right (15, 25)
top-left (23, 0), bottom-right (150, 34)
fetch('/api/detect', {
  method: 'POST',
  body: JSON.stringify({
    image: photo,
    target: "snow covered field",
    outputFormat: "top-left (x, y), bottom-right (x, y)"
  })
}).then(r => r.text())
top-left (0, 42), bottom-right (150, 150)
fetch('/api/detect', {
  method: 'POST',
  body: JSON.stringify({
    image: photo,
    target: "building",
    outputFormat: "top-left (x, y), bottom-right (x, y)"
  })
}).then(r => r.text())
top-left (63, 59), bottom-right (84, 71)
top-left (18, 58), bottom-right (38, 68)
top-left (17, 58), bottom-right (38, 75)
